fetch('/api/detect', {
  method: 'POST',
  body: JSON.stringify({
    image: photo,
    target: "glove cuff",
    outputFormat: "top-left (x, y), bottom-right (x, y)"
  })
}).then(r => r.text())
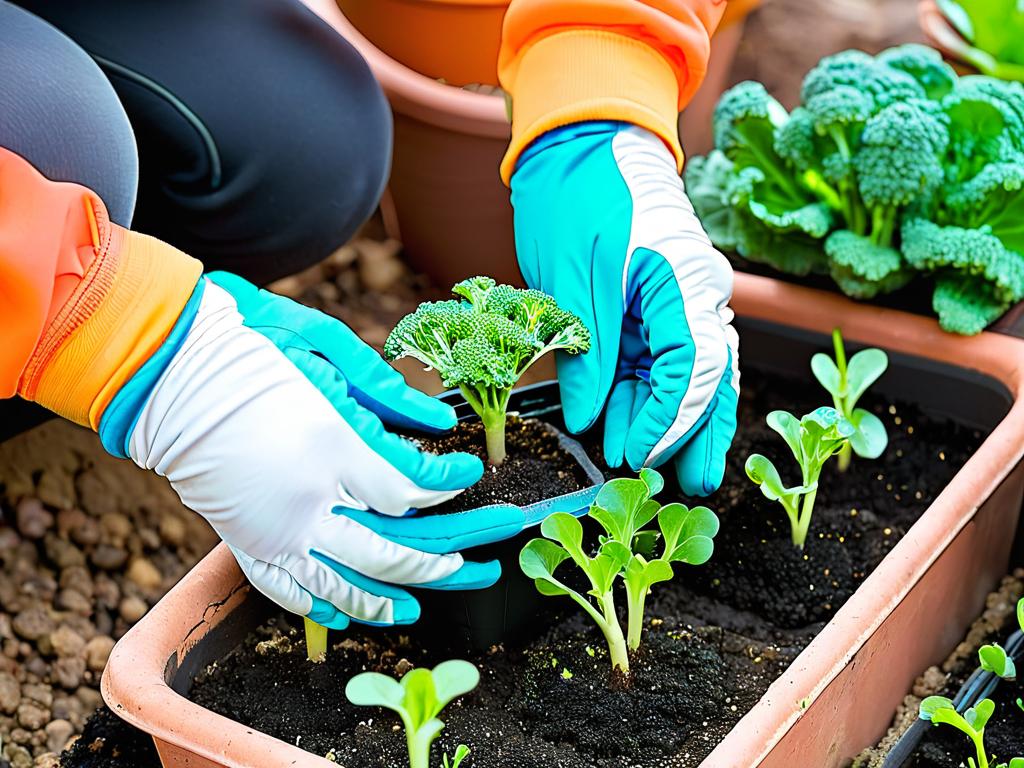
top-left (500, 30), bottom-right (685, 185)
top-left (20, 212), bottom-right (203, 429)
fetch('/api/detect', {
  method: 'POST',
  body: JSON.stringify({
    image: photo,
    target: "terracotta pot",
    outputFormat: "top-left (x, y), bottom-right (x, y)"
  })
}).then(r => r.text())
top-left (102, 273), bottom-right (1024, 768)
top-left (334, 0), bottom-right (507, 87)
top-left (304, 0), bottom-right (756, 289)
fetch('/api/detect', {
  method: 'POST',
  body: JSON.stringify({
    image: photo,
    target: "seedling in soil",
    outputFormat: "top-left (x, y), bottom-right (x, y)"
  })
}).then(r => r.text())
top-left (384, 276), bottom-right (590, 465)
top-left (303, 617), bottom-right (328, 663)
top-left (979, 643), bottom-right (1016, 681)
top-left (345, 660), bottom-right (479, 768)
top-left (811, 328), bottom-right (889, 471)
top-left (519, 468), bottom-right (719, 676)
top-left (442, 744), bottom-right (471, 768)
top-left (920, 696), bottom-right (1024, 768)
top-left (745, 407), bottom-right (855, 549)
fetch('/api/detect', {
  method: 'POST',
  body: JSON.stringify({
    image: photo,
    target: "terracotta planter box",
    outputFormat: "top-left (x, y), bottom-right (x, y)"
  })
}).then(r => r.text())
top-left (102, 274), bottom-right (1024, 768)
top-left (301, 0), bottom-right (753, 289)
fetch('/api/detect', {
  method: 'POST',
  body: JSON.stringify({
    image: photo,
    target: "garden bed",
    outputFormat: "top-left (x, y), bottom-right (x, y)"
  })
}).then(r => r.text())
top-left (182, 352), bottom-right (985, 767)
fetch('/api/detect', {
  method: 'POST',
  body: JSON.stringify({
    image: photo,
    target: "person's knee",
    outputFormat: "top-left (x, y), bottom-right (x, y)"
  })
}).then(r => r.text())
top-left (0, 2), bottom-right (137, 225)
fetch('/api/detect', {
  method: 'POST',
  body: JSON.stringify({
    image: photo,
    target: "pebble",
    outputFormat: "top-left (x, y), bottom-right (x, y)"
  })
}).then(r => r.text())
top-left (50, 658), bottom-right (85, 690)
top-left (118, 596), bottom-right (148, 623)
top-left (74, 686), bottom-right (103, 712)
top-left (83, 636), bottom-right (114, 672)
top-left (15, 500), bottom-right (52, 541)
top-left (12, 610), bottom-right (54, 643)
top-left (43, 535), bottom-right (84, 570)
top-left (99, 513), bottom-right (132, 544)
top-left (0, 671), bottom-right (20, 713)
top-left (159, 515), bottom-right (187, 547)
top-left (53, 589), bottom-right (91, 616)
top-left (33, 753), bottom-right (60, 768)
top-left (16, 702), bottom-right (49, 730)
top-left (43, 719), bottom-right (74, 754)
top-left (8, 743), bottom-right (32, 768)
top-left (35, 472), bottom-right (75, 511)
top-left (90, 544), bottom-right (128, 571)
top-left (48, 626), bottom-right (85, 659)
top-left (126, 558), bottom-right (162, 591)
top-left (21, 685), bottom-right (51, 708)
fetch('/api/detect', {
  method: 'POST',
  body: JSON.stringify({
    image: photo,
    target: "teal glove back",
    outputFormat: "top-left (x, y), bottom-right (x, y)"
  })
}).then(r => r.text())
top-left (511, 122), bottom-right (740, 496)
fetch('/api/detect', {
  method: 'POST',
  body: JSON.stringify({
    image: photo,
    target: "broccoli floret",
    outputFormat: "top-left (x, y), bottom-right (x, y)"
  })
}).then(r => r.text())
top-left (713, 81), bottom-right (791, 165)
top-left (801, 49), bottom-right (924, 109)
top-left (876, 44), bottom-right (957, 101)
top-left (825, 229), bottom-right (913, 299)
top-left (942, 78), bottom-right (1024, 179)
top-left (931, 273), bottom-right (1010, 335)
top-left (902, 217), bottom-right (1024, 333)
top-left (384, 278), bottom-right (590, 464)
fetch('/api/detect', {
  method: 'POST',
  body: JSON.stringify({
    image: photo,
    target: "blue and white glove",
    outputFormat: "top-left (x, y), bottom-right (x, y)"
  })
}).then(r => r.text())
top-left (99, 273), bottom-right (526, 630)
top-left (511, 121), bottom-right (740, 496)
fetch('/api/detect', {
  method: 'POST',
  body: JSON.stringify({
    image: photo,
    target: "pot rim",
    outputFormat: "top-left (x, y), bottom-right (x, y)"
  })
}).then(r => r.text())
top-left (306, 0), bottom-right (510, 138)
top-left (102, 272), bottom-right (1024, 768)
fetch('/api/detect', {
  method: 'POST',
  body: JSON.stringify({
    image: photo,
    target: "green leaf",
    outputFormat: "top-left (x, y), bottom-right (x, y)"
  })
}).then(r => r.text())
top-left (591, 476), bottom-right (656, 544)
top-left (639, 467), bottom-right (665, 497)
top-left (979, 643), bottom-right (1017, 680)
top-left (658, 504), bottom-right (720, 565)
top-left (1008, 757), bottom-right (1024, 768)
top-left (931, 706), bottom-right (976, 737)
top-left (811, 353), bottom-right (843, 399)
top-left (402, 668), bottom-right (439, 731)
top-left (625, 555), bottom-right (675, 595)
top-left (445, 745), bottom-right (471, 768)
top-left (745, 454), bottom-right (810, 502)
top-left (587, 540), bottom-right (632, 594)
top-left (767, 410), bottom-right (804, 464)
top-left (849, 408), bottom-right (888, 460)
top-left (845, 348), bottom-right (888, 408)
top-left (430, 660), bottom-right (480, 711)
top-left (631, 529), bottom-right (661, 558)
top-left (540, 513), bottom-right (586, 563)
top-left (967, 698), bottom-right (996, 731)
top-left (345, 672), bottom-right (406, 712)
top-left (519, 539), bottom-right (574, 598)
top-left (1017, 596), bottom-right (1023, 632)
top-left (920, 695), bottom-right (957, 722)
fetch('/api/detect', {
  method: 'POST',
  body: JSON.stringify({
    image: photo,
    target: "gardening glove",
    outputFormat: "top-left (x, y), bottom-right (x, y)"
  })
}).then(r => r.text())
top-left (100, 273), bottom-right (527, 631)
top-left (511, 121), bottom-right (740, 496)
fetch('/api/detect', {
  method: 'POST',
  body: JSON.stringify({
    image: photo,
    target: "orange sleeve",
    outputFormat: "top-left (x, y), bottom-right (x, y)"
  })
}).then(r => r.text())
top-left (0, 147), bottom-right (203, 427)
top-left (498, 0), bottom-right (729, 183)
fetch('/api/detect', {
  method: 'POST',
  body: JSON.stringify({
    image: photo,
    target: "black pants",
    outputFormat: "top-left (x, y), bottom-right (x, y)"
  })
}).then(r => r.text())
top-left (1, 0), bottom-right (393, 439)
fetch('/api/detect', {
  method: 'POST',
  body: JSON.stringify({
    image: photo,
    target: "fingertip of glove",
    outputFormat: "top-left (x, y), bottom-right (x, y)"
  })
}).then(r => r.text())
top-left (441, 451), bottom-right (485, 490)
top-left (307, 597), bottom-right (351, 630)
top-left (421, 559), bottom-right (502, 591)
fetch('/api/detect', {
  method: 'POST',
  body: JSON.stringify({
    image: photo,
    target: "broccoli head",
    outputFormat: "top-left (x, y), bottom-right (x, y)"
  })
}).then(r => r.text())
top-left (825, 229), bottom-right (913, 299)
top-left (384, 277), bottom-right (590, 464)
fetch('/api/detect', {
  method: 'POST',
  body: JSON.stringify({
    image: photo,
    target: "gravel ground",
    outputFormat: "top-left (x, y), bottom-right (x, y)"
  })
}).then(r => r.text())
top-left (0, 2), bottom-right (933, 764)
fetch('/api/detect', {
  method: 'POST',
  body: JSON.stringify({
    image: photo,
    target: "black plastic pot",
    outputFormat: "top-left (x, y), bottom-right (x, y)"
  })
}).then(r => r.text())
top-left (412, 381), bottom-right (605, 651)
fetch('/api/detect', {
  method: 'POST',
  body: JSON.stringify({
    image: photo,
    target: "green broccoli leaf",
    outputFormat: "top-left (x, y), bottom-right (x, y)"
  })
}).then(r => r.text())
top-left (979, 643), bottom-right (1017, 680)
top-left (657, 503), bottom-right (720, 565)
top-left (848, 409), bottom-right (888, 460)
top-left (825, 230), bottom-right (913, 299)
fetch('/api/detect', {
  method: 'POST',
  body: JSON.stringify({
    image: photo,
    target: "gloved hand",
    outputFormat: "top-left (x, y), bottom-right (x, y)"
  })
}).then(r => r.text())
top-left (510, 121), bottom-right (740, 496)
top-left (101, 273), bottom-right (525, 630)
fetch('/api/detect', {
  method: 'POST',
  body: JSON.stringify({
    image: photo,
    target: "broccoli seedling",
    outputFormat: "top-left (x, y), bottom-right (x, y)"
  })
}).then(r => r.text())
top-left (811, 328), bottom-right (889, 471)
top-left (303, 617), bottom-right (328, 663)
top-left (745, 407), bottom-right (855, 549)
top-left (920, 696), bottom-right (1024, 768)
top-left (384, 277), bottom-right (590, 465)
top-left (979, 643), bottom-right (1017, 680)
top-left (442, 745), bottom-right (471, 768)
top-left (344, 660), bottom-right (478, 768)
top-left (519, 468), bottom-right (719, 676)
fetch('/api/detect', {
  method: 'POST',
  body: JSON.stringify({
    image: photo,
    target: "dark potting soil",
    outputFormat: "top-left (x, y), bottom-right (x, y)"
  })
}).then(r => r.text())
top-left (909, 622), bottom-right (1024, 768)
top-left (59, 706), bottom-right (161, 768)
top-left (183, 366), bottom-right (986, 768)
top-left (189, 610), bottom-right (791, 768)
top-left (417, 416), bottom-right (591, 514)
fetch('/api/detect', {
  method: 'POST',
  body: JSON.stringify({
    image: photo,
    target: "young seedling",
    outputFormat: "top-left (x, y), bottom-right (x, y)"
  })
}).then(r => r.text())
top-left (384, 276), bottom-right (590, 465)
top-left (745, 407), bottom-right (855, 549)
top-left (920, 695), bottom-right (1024, 768)
top-left (303, 617), bottom-right (328, 663)
top-left (519, 468), bottom-right (719, 676)
top-left (442, 745), bottom-right (471, 768)
top-left (811, 328), bottom-right (889, 471)
top-left (979, 643), bottom-right (1017, 681)
top-left (344, 660), bottom-right (478, 768)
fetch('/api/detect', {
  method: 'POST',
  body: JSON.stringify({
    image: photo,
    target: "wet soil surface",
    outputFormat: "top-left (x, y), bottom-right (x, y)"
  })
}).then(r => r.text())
top-left (185, 366), bottom-right (985, 767)
top-left (58, 707), bottom-right (160, 768)
top-left (419, 417), bottom-right (591, 514)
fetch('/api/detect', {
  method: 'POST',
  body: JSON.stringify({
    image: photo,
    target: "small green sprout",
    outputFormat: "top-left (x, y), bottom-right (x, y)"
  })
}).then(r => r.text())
top-left (811, 328), bottom-right (889, 471)
top-left (745, 407), bottom-right (855, 549)
top-left (442, 745), bottom-right (471, 768)
top-left (920, 696), bottom-right (1024, 768)
top-left (519, 468), bottom-right (719, 676)
top-left (384, 276), bottom-right (590, 465)
top-left (303, 617), bottom-right (328, 663)
top-left (345, 660), bottom-right (478, 768)
top-left (979, 643), bottom-right (1016, 680)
